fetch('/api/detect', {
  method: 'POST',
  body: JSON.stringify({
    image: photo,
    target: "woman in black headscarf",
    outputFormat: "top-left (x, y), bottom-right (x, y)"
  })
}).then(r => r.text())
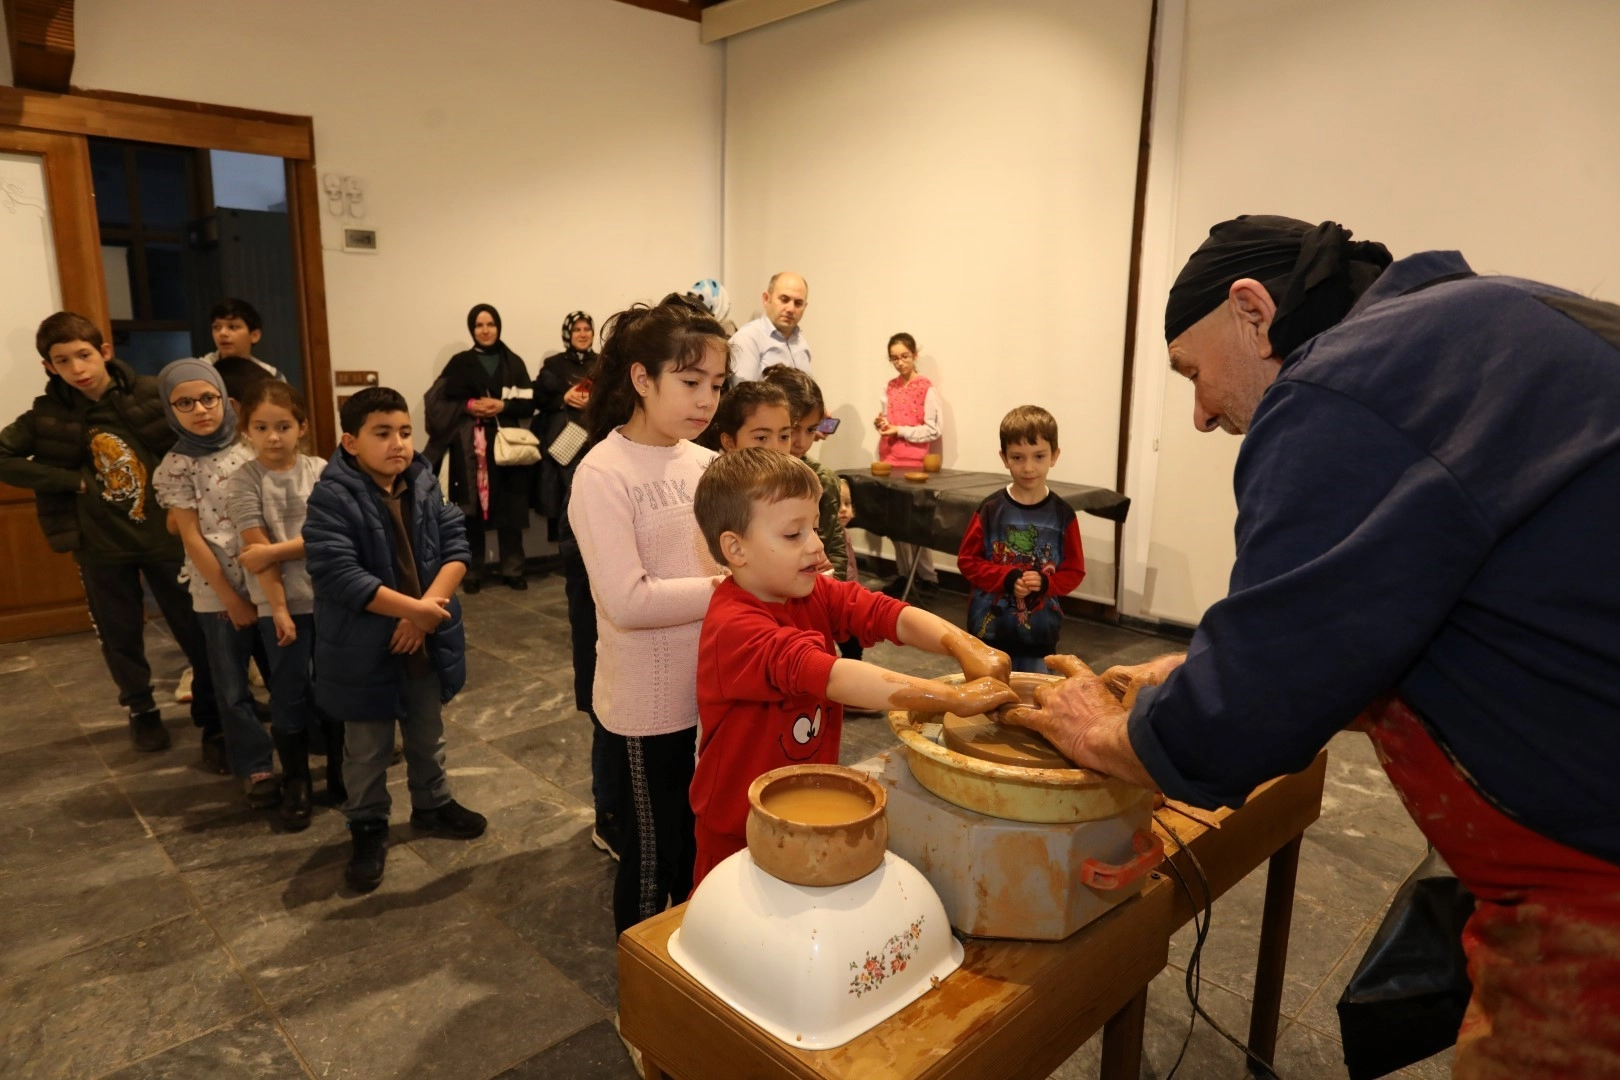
top-left (432, 304), bottom-right (535, 591)
top-left (533, 311), bottom-right (596, 537)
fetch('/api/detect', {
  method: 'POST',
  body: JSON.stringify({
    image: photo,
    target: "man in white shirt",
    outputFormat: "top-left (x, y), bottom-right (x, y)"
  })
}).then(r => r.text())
top-left (730, 272), bottom-right (811, 383)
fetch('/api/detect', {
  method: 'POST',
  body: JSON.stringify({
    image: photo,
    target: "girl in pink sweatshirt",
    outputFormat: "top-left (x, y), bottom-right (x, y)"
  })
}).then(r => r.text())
top-left (567, 294), bottom-right (729, 934)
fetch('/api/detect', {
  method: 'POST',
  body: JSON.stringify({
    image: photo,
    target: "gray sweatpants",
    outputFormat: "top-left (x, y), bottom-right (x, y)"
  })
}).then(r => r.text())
top-left (342, 673), bottom-right (451, 822)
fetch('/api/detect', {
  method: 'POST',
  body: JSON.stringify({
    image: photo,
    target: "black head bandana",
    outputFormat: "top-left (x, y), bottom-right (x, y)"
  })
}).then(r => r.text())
top-left (561, 311), bottom-right (593, 350)
top-left (1164, 216), bottom-right (1393, 359)
top-left (467, 303), bottom-right (504, 353)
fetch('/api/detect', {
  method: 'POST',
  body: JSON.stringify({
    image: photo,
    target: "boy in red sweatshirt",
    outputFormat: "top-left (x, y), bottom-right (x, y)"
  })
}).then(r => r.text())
top-left (689, 448), bottom-right (1017, 887)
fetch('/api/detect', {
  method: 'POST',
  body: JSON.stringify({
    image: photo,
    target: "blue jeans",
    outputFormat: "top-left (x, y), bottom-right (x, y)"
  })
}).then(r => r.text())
top-left (1009, 654), bottom-right (1051, 675)
top-left (198, 612), bottom-right (274, 776)
top-left (258, 613), bottom-right (316, 735)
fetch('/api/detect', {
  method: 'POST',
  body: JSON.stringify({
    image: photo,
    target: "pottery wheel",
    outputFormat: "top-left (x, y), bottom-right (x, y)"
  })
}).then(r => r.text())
top-left (940, 712), bottom-right (1076, 769)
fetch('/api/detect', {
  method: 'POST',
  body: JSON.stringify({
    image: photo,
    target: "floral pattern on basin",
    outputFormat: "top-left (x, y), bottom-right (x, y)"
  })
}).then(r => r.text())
top-left (848, 915), bottom-right (926, 998)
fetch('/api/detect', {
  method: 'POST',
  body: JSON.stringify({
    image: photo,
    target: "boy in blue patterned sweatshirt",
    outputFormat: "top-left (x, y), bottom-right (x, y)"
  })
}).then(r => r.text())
top-left (304, 387), bottom-right (486, 893)
top-left (957, 406), bottom-right (1085, 673)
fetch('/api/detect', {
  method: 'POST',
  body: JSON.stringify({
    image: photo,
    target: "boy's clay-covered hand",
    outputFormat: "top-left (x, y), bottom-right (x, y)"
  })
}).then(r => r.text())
top-left (942, 676), bottom-right (1020, 717)
top-left (943, 630), bottom-right (1012, 686)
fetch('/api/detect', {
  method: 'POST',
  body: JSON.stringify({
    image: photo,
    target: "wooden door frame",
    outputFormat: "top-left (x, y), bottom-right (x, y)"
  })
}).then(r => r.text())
top-left (0, 85), bottom-right (337, 454)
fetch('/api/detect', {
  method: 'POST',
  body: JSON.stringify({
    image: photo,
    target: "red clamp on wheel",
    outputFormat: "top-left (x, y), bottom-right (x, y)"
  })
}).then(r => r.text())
top-left (1079, 830), bottom-right (1165, 891)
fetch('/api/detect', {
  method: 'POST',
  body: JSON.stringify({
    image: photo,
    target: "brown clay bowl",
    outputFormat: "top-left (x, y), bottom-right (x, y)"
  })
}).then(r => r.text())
top-left (870, 461), bottom-right (892, 476)
top-left (745, 764), bottom-right (888, 887)
top-left (903, 471), bottom-right (929, 483)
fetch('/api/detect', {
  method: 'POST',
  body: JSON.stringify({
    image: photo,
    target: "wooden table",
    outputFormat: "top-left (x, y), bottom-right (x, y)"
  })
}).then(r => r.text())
top-left (618, 752), bottom-right (1327, 1080)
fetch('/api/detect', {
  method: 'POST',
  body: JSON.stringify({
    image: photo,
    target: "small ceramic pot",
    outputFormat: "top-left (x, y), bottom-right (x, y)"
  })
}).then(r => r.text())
top-left (746, 765), bottom-right (888, 887)
top-left (904, 471), bottom-right (929, 483)
top-left (870, 461), bottom-right (892, 476)
top-left (923, 453), bottom-right (942, 473)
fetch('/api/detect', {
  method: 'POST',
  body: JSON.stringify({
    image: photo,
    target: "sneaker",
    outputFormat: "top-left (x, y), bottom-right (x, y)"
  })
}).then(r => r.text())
top-left (345, 818), bottom-right (389, 893)
top-left (200, 732), bottom-right (230, 775)
top-left (244, 772), bottom-right (280, 808)
top-left (914, 579), bottom-right (940, 598)
top-left (591, 813), bottom-right (622, 861)
top-left (880, 577), bottom-right (909, 599)
top-left (175, 667), bottom-right (194, 704)
top-left (128, 708), bottom-right (171, 752)
top-left (410, 798), bottom-right (487, 839)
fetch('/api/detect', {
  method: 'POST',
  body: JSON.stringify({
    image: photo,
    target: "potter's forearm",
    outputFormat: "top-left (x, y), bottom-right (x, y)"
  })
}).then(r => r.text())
top-left (1071, 712), bottom-right (1157, 790)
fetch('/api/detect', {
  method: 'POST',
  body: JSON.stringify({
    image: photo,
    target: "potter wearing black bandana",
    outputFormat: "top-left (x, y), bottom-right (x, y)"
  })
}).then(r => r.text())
top-left (1012, 215), bottom-right (1620, 1077)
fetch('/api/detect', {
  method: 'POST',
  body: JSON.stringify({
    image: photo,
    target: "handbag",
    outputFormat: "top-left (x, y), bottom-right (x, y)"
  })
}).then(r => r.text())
top-left (1337, 848), bottom-right (1475, 1079)
top-left (546, 420), bottom-right (589, 467)
top-left (493, 424), bottom-right (541, 467)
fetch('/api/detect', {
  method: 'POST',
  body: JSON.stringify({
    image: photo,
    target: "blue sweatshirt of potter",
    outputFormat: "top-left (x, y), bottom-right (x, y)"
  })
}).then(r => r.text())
top-left (1129, 251), bottom-right (1620, 865)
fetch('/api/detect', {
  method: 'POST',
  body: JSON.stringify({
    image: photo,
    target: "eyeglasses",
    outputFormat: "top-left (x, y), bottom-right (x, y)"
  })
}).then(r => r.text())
top-left (169, 392), bottom-right (222, 413)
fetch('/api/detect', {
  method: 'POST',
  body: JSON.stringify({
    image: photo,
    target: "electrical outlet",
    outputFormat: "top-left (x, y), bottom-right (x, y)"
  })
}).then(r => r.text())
top-left (342, 227), bottom-right (378, 254)
top-left (334, 371), bottom-right (379, 387)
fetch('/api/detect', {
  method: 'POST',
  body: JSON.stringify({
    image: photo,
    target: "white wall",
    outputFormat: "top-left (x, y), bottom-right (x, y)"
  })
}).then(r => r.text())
top-left (1127, 0), bottom-right (1620, 626)
top-left (60, 0), bottom-right (722, 461)
top-left (723, 0), bottom-right (1152, 603)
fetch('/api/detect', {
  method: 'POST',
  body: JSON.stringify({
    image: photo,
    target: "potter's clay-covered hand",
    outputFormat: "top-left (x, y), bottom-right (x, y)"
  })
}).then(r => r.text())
top-left (1098, 653), bottom-right (1185, 706)
top-left (944, 631), bottom-right (1012, 686)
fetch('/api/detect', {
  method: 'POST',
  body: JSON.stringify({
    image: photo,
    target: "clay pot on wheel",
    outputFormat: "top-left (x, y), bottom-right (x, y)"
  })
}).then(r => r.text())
top-left (746, 765), bottom-right (888, 887)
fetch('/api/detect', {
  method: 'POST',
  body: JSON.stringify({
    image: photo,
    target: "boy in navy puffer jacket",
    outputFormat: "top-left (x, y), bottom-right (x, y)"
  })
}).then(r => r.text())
top-left (304, 387), bottom-right (485, 893)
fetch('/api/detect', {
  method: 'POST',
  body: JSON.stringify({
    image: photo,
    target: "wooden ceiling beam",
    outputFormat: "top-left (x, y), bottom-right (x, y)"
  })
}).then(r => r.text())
top-left (3, 0), bottom-right (76, 92)
top-left (700, 0), bottom-right (845, 44)
top-left (607, 0), bottom-right (702, 22)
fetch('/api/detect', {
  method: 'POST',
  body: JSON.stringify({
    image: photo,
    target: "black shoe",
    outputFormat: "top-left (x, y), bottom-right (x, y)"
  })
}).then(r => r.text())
top-left (463, 574), bottom-right (482, 595)
top-left (410, 799), bottom-right (487, 839)
top-left (244, 773), bottom-right (281, 808)
top-left (273, 730), bottom-right (312, 832)
top-left (128, 708), bottom-right (171, 752)
top-left (345, 818), bottom-right (389, 893)
top-left (200, 732), bottom-right (230, 775)
top-left (591, 813), bottom-right (622, 861)
top-left (321, 718), bottom-right (347, 806)
top-left (914, 579), bottom-right (939, 599)
top-left (880, 578), bottom-right (908, 599)
top-left (504, 574), bottom-right (528, 591)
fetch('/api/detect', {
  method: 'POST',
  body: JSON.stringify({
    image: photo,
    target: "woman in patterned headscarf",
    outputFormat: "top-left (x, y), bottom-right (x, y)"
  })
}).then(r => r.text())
top-left (533, 311), bottom-right (596, 535)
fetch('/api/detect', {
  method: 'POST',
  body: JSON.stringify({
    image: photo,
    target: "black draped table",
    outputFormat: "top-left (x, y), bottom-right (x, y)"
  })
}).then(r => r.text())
top-left (838, 467), bottom-right (1131, 562)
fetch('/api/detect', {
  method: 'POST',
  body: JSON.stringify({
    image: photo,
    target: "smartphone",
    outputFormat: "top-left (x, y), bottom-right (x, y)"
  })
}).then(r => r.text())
top-left (815, 416), bottom-right (841, 435)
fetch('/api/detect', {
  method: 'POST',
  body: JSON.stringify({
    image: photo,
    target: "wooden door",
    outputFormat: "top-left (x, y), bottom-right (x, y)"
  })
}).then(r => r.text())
top-left (0, 126), bottom-right (108, 643)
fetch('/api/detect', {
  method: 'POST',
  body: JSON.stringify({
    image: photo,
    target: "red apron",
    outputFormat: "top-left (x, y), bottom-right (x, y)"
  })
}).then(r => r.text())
top-left (878, 374), bottom-right (932, 469)
top-left (1364, 697), bottom-right (1620, 1078)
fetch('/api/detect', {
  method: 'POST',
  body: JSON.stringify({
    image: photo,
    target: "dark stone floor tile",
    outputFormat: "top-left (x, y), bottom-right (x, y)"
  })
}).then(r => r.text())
top-left (0, 734), bottom-right (108, 809)
top-left (1401, 1046), bottom-right (1457, 1078)
top-left (388, 737), bottom-right (568, 818)
top-left (276, 919), bottom-right (603, 1080)
top-left (39, 653), bottom-right (122, 697)
top-left (0, 710), bottom-right (84, 757)
top-left (115, 759), bottom-right (250, 835)
top-left (0, 779), bottom-right (145, 876)
top-left (498, 863), bottom-right (620, 1008)
top-left (208, 844), bottom-right (480, 1003)
top-left (0, 836), bottom-right (195, 977)
top-left (406, 793), bottom-right (599, 913)
top-left (96, 1011), bottom-right (303, 1079)
top-left (491, 710), bottom-right (598, 792)
top-left (163, 803), bottom-right (352, 907)
top-left (1295, 823), bottom-right (1424, 923)
top-left (1295, 916), bottom-right (1377, 1040)
top-left (1168, 864), bottom-right (1369, 1019)
top-left (20, 629), bottom-right (102, 667)
top-left (0, 913), bottom-right (257, 1079)
top-left (86, 711), bottom-right (215, 775)
top-left (495, 1018), bottom-right (641, 1079)
top-left (463, 644), bottom-right (528, 691)
top-left (1272, 1019), bottom-right (1354, 1079)
top-left (444, 675), bottom-right (576, 742)
top-left (1317, 730), bottom-right (1402, 820)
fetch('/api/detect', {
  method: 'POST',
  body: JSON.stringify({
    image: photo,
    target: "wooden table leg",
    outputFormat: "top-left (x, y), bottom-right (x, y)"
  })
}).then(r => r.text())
top-left (1247, 834), bottom-right (1302, 1074)
top-left (1099, 984), bottom-right (1149, 1079)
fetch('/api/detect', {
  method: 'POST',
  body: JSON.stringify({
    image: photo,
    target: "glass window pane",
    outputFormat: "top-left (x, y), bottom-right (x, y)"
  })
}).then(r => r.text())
top-left (113, 330), bottom-right (194, 379)
top-left (209, 150), bottom-right (287, 211)
top-left (101, 244), bottom-right (134, 321)
top-left (137, 149), bottom-right (190, 230)
top-left (144, 242), bottom-right (187, 321)
top-left (89, 140), bottom-right (130, 229)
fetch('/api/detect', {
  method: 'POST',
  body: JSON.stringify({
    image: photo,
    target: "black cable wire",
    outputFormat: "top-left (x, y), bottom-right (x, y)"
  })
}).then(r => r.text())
top-left (1153, 811), bottom-right (1283, 1080)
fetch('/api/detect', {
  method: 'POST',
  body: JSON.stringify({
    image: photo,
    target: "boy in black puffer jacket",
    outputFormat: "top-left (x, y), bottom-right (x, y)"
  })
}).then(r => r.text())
top-left (0, 312), bottom-right (221, 758)
top-left (304, 386), bottom-right (486, 894)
